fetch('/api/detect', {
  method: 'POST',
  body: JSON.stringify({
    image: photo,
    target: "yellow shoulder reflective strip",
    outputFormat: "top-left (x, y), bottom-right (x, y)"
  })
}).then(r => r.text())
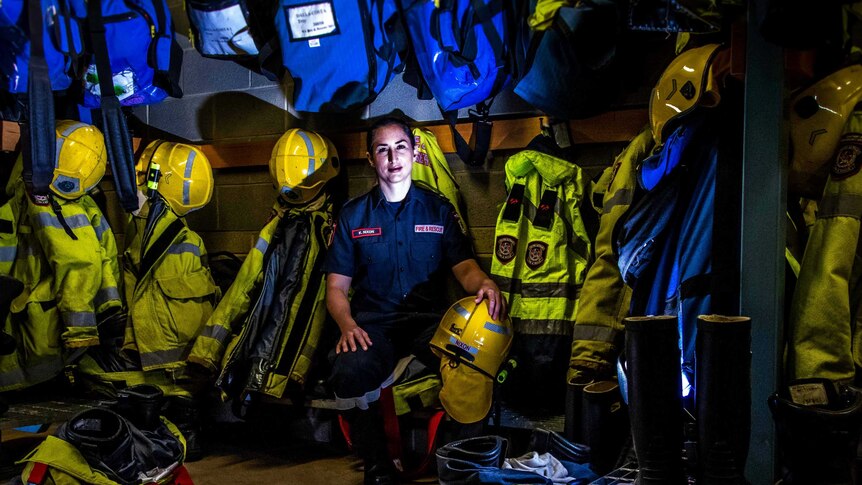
top-left (95, 286), bottom-right (121, 307)
top-left (166, 242), bottom-right (201, 256)
top-left (0, 247), bottom-right (15, 264)
top-left (254, 237), bottom-right (268, 254)
top-left (198, 325), bottom-right (231, 345)
top-left (140, 348), bottom-right (187, 368)
top-left (818, 193), bottom-right (862, 219)
top-left (35, 212), bottom-right (90, 230)
top-left (602, 188), bottom-right (635, 213)
top-left (62, 311), bottom-right (97, 327)
top-left (93, 217), bottom-right (111, 239)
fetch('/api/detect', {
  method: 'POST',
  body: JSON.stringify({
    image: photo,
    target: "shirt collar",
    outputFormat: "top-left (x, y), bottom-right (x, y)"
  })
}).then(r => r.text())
top-left (371, 183), bottom-right (415, 209)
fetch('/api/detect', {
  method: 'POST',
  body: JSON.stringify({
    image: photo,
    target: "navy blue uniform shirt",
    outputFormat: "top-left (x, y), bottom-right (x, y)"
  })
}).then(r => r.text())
top-left (323, 184), bottom-right (474, 313)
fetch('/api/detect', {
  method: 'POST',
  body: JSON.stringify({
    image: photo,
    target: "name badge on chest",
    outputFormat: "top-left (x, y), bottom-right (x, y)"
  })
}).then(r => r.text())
top-left (352, 227), bottom-right (382, 239)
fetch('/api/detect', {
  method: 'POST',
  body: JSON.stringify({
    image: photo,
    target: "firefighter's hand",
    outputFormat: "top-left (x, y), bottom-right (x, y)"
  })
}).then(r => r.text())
top-left (476, 280), bottom-right (507, 321)
top-left (337, 324), bottom-right (373, 353)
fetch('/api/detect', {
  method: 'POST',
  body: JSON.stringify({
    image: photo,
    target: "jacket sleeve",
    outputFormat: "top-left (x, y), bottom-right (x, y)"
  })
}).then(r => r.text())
top-left (569, 127), bottom-right (652, 381)
top-left (84, 197), bottom-right (123, 318)
top-left (29, 197), bottom-right (103, 348)
top-left (187, 218), bottom-right (276, 373)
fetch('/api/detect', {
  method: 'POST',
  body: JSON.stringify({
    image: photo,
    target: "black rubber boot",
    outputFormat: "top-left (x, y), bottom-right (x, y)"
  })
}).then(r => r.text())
top-left (696, 315), bottom-right (751, 484)
top-left (564, 377), bottom-right (591, 443)
top-left (436, 435), bottom-right (508, 484)
top-left (166, 396), bottom-right (204, 462)
top-left (115, 384), bottom-right (165, 431)
top-left (450, 419), bottom-right (485, 442)
top-left (0, 275), bottom-right (23, 355)
top-left (624, 315), bottom-right (685, 485)
top-left (769, 380), bottom-right (862, 485)
top-left (351, 402), bottom-right (397, 485)
top-left (582, 380), bottom-right (629, 475)
top-left (58, 408), bottom-right (135, 483)
top-left (529, 428), bottom-right (590, 464)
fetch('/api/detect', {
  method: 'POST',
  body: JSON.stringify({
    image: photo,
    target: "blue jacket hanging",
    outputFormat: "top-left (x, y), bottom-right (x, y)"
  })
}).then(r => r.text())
top-left (615, 112), bottom-right (719, 394)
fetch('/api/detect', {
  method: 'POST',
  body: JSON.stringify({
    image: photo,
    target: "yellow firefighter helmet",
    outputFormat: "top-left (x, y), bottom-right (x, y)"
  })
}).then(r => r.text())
top-left (431, 297), bottom-right (513, 423)
top-left (789, 64), bottom-right (862, 194)
top-left (51, 120), bottom-right (108, 199)
top-left (136, 141), bottom-right (214, 216)
top-left (269, 128), bottom-right (340, 204)
top-left (430, 296), bottom-right (513, 378)
top-left (650, 43), bottom-right (722, 145)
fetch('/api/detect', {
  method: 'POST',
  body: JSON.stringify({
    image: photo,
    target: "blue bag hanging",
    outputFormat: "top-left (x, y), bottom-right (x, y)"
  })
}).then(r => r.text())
top-left (400, 0), bottom-right (512, 112)
top-left (84, 0), bottom-right (182, 212)
top-left (0, 0), bottom-right (86, 197)
top-left (274, 0), bottom-right (404, 112)
top-left (0, 0), bottom-right (86, 94)
top-left (185, 0), bottom-right (282, 80)
top-left (81, 0), bottom-right (183, 108)
top-left (513, 0), bottom-right (621, 120)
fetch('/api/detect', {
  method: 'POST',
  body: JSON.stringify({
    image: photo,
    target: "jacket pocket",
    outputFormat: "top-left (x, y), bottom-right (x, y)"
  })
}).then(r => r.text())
top-left (155, 270), bottom-right (217, 346)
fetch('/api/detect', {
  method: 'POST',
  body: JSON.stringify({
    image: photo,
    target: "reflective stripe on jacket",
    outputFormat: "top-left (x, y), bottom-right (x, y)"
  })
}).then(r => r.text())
top-left (491, 149), bottom-right (591, 334)
top-left (787, 111), bottom-right (862, 383)
top-left (123, 204), bottom-right (219, 371)
top-left (616, 113), bottom-right (720, 392)
top-left (0, 166), bottom-right (120, 391)
top-left (187, 214), bottom-right (276, 374)
top-left (190, 196), bottom-right (334, 398)
top-left (569, 127), bottom-right (652, 381)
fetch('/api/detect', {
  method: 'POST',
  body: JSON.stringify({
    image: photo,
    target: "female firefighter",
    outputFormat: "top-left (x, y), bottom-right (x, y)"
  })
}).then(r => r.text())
top-left (323, 116), bottom-right (505, 485)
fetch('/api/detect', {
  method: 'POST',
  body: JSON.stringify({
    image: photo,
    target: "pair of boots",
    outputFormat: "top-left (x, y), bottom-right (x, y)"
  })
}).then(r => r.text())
top-left (624, 314), bottom-right (751, 484)
top-left (565, 379), bottom-right (629, 475)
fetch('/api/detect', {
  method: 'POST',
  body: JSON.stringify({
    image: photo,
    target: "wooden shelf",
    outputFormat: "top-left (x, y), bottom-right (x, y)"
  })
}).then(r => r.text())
top-left (2, 109), bottom-right (646, 169)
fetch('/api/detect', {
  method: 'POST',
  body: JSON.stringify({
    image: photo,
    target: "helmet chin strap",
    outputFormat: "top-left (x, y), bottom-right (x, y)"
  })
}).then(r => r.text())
top-left (142, 195), bottom-right (168, 251)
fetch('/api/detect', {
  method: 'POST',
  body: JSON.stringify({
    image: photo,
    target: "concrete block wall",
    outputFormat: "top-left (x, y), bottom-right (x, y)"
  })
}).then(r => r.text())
top-left (101, 142), bottom-right (627, 274)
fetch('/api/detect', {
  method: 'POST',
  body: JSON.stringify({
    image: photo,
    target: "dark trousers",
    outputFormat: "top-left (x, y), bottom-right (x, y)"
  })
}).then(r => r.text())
top-left (329, 311), bottom-right (439, 408)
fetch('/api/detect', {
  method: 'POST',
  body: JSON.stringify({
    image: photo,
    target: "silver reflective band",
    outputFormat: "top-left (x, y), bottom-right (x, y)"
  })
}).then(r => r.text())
top-left (140, 347), bottom-right (187, 368)
top-left (36, 212), bottom-right (90, 230)
top-left (63, 310), bottom-right (97, 327)
top-left (167, 243), bottom-right (201, 256)
top-left (483, 321), bottom-right (510, 335)
top-left (95, 286), bottom-right (121, 306)
top-left (183, 150), bottom-right (196, 205)
top-left (453, 303), bottom-right (471, 319)
top-left (198, 325), bottom-right (230, 344)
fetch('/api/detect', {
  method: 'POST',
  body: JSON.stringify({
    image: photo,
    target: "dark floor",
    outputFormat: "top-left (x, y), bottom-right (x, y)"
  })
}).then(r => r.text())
top-left (0, 409), bottom-right (552, 484)
top-left (0, 395), bottom-right (568, 484)
top-left (184, 439), bottom-right (367, 485)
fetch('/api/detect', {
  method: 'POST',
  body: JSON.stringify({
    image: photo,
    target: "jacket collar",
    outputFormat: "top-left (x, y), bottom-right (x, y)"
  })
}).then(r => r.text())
top-left (371, 183), bottom-right (416, 209)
